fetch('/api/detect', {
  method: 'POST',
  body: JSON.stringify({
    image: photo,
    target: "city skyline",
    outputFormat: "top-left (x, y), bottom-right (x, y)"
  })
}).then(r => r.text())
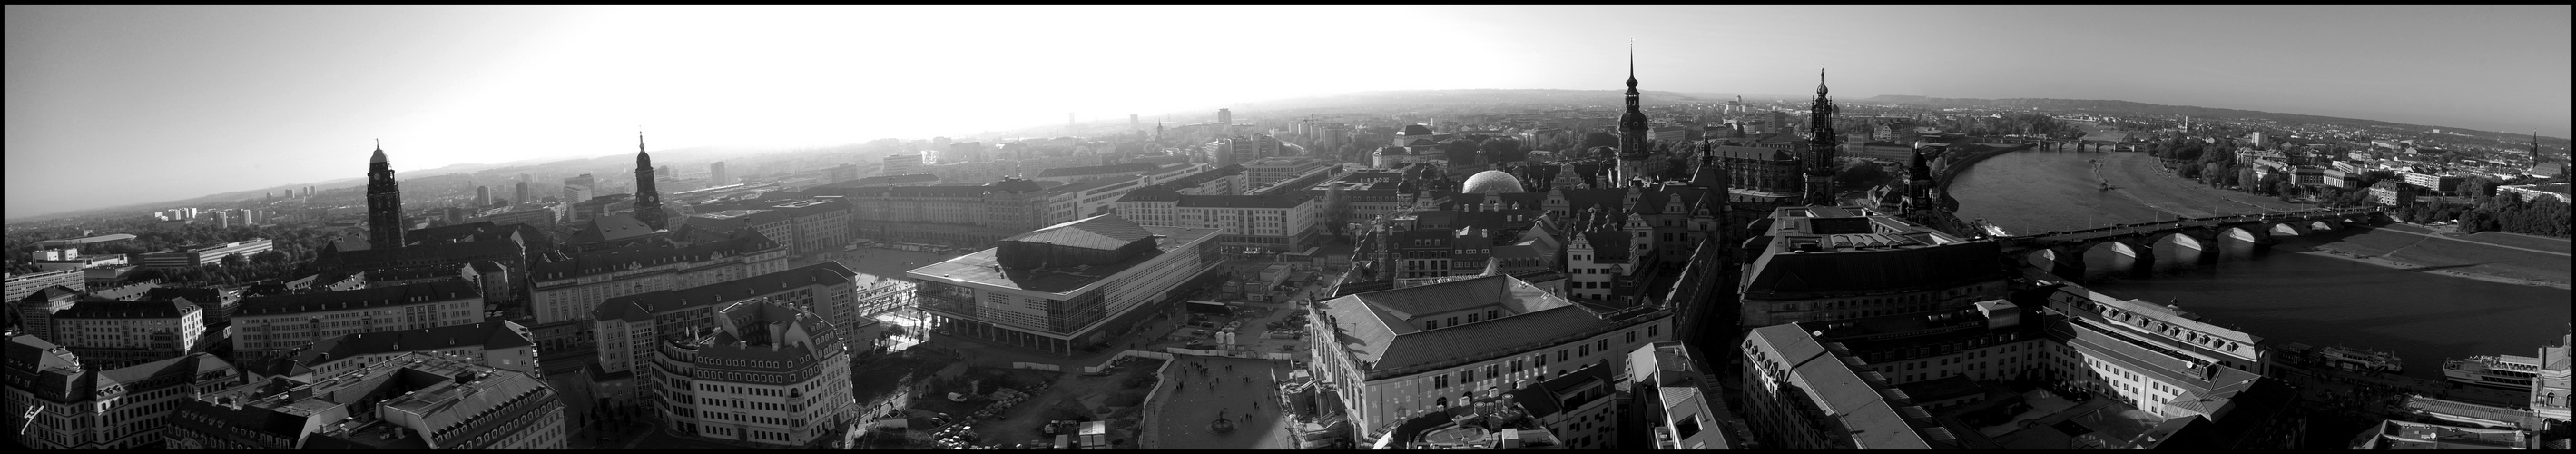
top-left (6, 5), bottom-right (2570, 221)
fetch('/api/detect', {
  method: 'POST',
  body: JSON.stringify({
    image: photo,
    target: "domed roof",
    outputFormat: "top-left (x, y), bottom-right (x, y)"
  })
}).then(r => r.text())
top-left (1461, 170), bottom-right (1526, 194)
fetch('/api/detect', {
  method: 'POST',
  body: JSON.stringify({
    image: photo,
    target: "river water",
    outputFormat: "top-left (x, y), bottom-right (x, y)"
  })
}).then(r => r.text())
top-left (1950, 149), bottom-right (2572, 379)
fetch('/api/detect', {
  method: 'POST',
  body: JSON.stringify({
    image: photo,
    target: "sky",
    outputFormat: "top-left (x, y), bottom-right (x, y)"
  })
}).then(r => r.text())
top-left (6, 5), bottom-right (2570, 220)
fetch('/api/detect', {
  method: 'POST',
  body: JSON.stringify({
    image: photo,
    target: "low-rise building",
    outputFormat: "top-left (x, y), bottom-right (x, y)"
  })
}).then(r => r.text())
top-left (230, 281), bottom-right (487, 361)
top-left (5, 268), bottom-right (86, 303)
top-left (528, 227), bottom-right (786, 326)
top-left (137, 239), bottom-right (275, 271)
top-left (908, 215), bottom-right (1222, 355)
top-left (2497, 183), bottom-right (2571, 203)
top-left (5, 335), bottom-right (241, 450)
top-left (648, 300), bottom-right (856, 447)
top-left (282, 321), bottom-right (536, 383)
top-left (588, 262), bottom-right (859, 402)
top-left (1625, 340), bottom-right (1737, 449)
top-left (164, 351), bottom-right (566, 449)
top-left (1116, 192), bottom-right (1319, 252)
top-left (48, 298), bottom-right (205, 370)
top-left (1737, 205), bottom-right (2007, 329)
top-left (1306, 273), bottom-right (1673, 444)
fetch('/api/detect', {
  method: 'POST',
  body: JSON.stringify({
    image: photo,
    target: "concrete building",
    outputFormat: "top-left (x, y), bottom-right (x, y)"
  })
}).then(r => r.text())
top-left (528, 227), bottom-right (787, 325)
top-left (230, 281), bottom-right (488, 360)
top-left (907, 215), bottom-right (1221, 355)
top-left (5, 336), bottom-right (241, 450)
top-left (5, 268), bottom-right (87, 302)
top-left (47, 298), bottom-right (205, 370)
top-left (1736, 281), bottom-right (2299, 449)
top-left (691, 197), bottom-right (853, 258)
top-left (1736, 205), bottom-right (2006, 329)
top-left (137, 239), bottom-right (275, 271)
top-left (647, 300), bottom-right (857, 447)
top-left (2498, 183), bottom-right (2571, 203)
top-left (2401, 169), bottom-right (2465, 194)
top-left (1115, 192), bottom-right (1318, 252)
top-left (1305, 273), bottom-right (1674, 444)
top-left (1244, 157), bottom-right (1332, 188)
top-left (164, 351), bottom-right (566, 449)
top-left (587, 262), bottom-right (859, 402)
top-left (880, 153), bottom-right (922, 177)
top-left (1031, 162), bottom-right (1162, 183)
top-left (1625, 340), bottom-right (1737, 449)
top-left (282, 321), bottom-right (536, 383)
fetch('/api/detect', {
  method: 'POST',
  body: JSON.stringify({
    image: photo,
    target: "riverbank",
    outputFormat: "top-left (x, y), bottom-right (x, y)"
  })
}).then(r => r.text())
top-left (2092, 151), bottom-right (2570, 289)
top-left (2291, 247), bottom-right (2571, 290)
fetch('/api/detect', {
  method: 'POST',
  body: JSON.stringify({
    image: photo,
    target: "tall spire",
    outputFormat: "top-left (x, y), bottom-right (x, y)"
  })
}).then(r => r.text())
top-left (1625, 39), bottom-right (1639, 94)
top-left (1817, 68), bottom-right (1828, 94)
top-left (371, 139), bottom-right (386, 163)
top-left (1803, 67), bottom-right (1841, 206)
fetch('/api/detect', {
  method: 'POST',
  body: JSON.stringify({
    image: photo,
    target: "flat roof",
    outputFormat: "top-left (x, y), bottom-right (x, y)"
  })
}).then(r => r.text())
top-left (909, 224), bottom-right (1221, 295)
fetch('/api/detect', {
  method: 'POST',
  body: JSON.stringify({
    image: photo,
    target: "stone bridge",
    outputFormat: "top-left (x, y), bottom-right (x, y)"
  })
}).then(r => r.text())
top-left (1981, 136), bottom-right (2146, 153)
top-left (2000, 206), bottom-right (2390, 281)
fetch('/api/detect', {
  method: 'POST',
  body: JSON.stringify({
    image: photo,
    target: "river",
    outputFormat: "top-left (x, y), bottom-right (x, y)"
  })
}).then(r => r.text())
top-left (1949, 148), bottom-right (2572, 380)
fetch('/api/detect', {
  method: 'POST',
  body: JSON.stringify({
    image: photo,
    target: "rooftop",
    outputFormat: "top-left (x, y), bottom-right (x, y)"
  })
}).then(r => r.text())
top-left (910, 222), bottom-right (1221, 295)
top-left (1315, 274), bottom-right (1617, 374)
top-left (594, 262), bottom-right (857, 321)
top-left (236, 281), bottom-right (481, 317)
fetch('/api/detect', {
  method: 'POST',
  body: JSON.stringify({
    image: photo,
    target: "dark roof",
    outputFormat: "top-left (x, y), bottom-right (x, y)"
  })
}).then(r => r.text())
top-left (826, 173), bottom-right (940, 187)
top-left (20, 285), bottom-right (84, 302)
top-left (235, 281), bottom-right (481, 316)
top-left (1742, 241), bottom-right (2005, 295)
top-left (145, 287), bottom-right (231, 306)
top-left (1003, 215), bottom-right (1155, 251)
top-left (1316, 275), bottom-right (1613, 373)
top-left (532, 230), bottom-right (777, 281)
top-left (594, 262), bottom-right (857, 322)
top-left (292, 321), bottom-right (532, 369)
top-left (569, 214), bottom-right (654, 244)
top-left (1035, 163), bottom-right (1160, 177)
top-left (1175, 194), bottom-right (1311, 209)
top-left (1401, 124), bottom-right (1434, 136)
top-left (54, 298), bottom-right (199, 320)
top-left (988, 177), bottom-right (1045, 193)
top-left (327, 239), bottom-right (523, 269)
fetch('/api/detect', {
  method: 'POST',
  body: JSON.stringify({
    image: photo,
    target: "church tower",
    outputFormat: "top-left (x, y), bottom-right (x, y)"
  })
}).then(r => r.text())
top-left (366, 140), bottom-right (406, 250)
top-left (633, 131), bottom-right (668, 230)
top-left (1802, 69), bottom-right (1842, 206)
top-left (1903, 146), bottom-right (1935, 215)
top-left (1616, 44), bottom-right (1654, 185)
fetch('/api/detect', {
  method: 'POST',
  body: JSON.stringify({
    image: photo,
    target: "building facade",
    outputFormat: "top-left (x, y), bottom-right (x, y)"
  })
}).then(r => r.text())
top-left (137, 239), bottom-right (275, 271)
top-left (5, 336), bottom-right (241, 450)
top-left (230, 281), bottom-right (488, 360)
top-left (648, 300), bottom-right (856, 447)
top-left (165, 351), bottom-right (566, 449)
top-left (588, 262), bottom-right (858, 401)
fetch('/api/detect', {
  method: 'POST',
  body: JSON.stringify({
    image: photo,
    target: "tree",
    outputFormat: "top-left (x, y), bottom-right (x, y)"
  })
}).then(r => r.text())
top-left (1578, 132), bottom-right (1619, 150)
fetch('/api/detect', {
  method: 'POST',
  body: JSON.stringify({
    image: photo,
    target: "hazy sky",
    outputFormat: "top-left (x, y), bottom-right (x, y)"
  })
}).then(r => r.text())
top-left (7, 5), bottom-right (2570, 220)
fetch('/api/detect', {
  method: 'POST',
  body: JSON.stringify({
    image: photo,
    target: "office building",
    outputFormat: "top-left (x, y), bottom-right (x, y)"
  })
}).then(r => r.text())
top-left (527, 225), bottom-right (788, 350)
top-left (165, 351), bottom-right (566, 449)
top-left (46, 298), bottom-right (205, 370)
top-left (281, 321), bottom-right (535, 383)
top-left (1115, 192), bottom-right (1319, 252)
top-left (229, 281), bottom-right (487, 360)
top-left (1735, 205), bottom-right (2006, 329)
top-left (137, 239), bottom-right (275, 271)
top-left (1305, 273), bottom-right (1674, 444)
top-left (1625, 340), bottom-right (1738, 449)
top-left (908, 215), bottom-right (1222, 355)
top-left (646, 300), bottom-right (856, 447)
top-left (711, 161), bottom-right (731, 186)
top-left (689, 197), bottom-right (851, 258)
top-left (585, 262), bottom-right (859, 401)
top-left (5, 336), bottom-right (241, 450)
top-left (5, 268), bottom-right (86, 302)
top-left (1735, 281), bottom-right (2301, 449)
top-left (1244, 157), bottom-right (1332, 188)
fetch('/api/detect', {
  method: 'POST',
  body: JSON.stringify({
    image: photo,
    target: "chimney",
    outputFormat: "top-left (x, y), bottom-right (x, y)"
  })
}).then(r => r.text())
top-left (770, 321), bottom-right (787, 349)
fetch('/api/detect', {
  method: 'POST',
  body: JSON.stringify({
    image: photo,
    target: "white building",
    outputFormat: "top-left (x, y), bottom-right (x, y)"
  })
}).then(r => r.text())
top-left (652, 300), bottom-right (856, 447)
top-left (1305, 273), bottom-right (1673, 444)
top-left (908, 215), bottom-right (1221, 355)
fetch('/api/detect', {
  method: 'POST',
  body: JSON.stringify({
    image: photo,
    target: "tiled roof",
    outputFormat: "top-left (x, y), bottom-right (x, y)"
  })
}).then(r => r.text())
top-left (570, 215), bottom-right (654, 244)
top-left (1316, 275), bottom-right (1610, 373)
top-left (1742, 241), bottom-right (2004, 295)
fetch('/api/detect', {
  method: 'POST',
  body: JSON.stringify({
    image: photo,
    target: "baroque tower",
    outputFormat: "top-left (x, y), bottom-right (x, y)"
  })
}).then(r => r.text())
top-left (634, 131), bottom-right (667, 230)
top-left (1802, 69), bottom-right (1841, 206)
top-left (1616, 43), bottom-right (1654, 185)
top-left (366, 140), bottom-right (406, 250)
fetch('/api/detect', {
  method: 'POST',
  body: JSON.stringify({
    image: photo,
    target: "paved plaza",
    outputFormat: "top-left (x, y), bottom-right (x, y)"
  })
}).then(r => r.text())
top-left (1152, 355), bottom-right (1299, 449)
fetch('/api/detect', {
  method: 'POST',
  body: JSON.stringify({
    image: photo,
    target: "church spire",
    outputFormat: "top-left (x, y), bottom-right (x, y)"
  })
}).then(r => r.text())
top-left (1803, 67), bottom-right (1841, 206)
top-left (1625, 40), bottom-right (1639, 94)
top-left (371, 139), bottom-right (386, 163)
